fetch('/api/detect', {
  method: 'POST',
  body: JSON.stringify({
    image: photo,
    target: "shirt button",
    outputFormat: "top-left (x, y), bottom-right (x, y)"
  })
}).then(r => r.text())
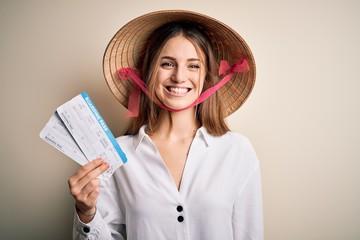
top-left (176, 205), bottom-right (183, 212)
top-left (83, 226), bottom-right (90, 233)
top-left (177, 216), bottom-right (184, 222)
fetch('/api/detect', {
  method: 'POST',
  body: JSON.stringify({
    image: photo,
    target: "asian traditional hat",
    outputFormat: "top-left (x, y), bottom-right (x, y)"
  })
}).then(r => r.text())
top-left (103, 10), bottom-right (255, 117)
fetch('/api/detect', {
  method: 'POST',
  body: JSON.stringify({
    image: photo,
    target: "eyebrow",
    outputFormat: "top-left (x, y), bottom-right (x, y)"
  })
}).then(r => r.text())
top-left (161, 56), bottom-right (201, 62)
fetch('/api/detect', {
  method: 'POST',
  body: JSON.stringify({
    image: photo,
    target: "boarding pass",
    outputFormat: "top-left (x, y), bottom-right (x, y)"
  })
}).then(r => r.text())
top-left (40, 92), bottom-right (127, 180)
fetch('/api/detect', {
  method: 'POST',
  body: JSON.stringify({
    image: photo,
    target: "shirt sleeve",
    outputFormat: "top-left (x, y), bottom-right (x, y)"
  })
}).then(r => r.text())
top-left (72, 209), bottom-right (114, 240)
top-left (232, 164), bottom-right (264, 240)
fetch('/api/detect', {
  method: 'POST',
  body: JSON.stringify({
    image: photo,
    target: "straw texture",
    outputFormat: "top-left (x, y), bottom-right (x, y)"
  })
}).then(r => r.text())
top-left (103, 10), bottom-right (256, 116)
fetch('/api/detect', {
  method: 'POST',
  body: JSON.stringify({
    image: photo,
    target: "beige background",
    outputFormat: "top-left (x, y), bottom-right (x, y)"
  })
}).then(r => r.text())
top-left (1, 0), bottom-right (359, 239)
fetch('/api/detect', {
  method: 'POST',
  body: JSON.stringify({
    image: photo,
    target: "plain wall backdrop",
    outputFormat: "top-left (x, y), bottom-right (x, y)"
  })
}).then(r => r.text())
top-left (1, 0), bottom-right (359, 239)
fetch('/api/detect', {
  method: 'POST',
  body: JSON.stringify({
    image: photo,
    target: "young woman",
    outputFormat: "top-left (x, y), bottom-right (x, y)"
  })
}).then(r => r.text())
top-left (69, 10), bottom-right (263, 240)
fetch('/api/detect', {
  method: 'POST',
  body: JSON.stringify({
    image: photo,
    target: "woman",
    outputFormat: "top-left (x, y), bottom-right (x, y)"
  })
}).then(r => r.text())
top-left (69, 10), bottom-right (263, 240)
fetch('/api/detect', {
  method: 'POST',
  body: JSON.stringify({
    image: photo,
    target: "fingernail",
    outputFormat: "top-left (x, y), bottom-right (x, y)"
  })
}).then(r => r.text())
top-left (96, 158), bottom-right (103, 164)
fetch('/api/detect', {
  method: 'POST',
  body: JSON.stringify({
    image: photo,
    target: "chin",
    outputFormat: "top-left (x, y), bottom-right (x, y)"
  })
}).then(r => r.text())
top-left (165, 101), bottom-right (196, 111)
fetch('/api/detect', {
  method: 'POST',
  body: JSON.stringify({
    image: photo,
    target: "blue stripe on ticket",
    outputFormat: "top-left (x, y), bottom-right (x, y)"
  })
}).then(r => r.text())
top-left (81, 92), bottom-right (127, 163)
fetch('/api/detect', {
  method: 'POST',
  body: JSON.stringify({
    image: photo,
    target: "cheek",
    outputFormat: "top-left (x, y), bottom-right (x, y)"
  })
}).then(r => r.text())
top-left (153, 72), bottom-right (171, 100)
top-left (155, 71), bottom-right (171, 90)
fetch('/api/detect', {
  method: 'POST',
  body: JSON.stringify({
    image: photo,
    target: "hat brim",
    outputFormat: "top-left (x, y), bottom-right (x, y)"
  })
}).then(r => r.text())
top-left (103, 10), bottom-right (255, 116)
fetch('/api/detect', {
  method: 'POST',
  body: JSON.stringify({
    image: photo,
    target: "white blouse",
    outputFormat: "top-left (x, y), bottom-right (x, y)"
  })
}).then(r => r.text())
top-left (73, 126), bottom-right (263, 240)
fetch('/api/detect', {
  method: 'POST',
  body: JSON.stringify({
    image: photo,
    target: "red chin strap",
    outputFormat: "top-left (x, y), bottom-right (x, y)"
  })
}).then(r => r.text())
top-left (117, 58), bottom-right (249, 117)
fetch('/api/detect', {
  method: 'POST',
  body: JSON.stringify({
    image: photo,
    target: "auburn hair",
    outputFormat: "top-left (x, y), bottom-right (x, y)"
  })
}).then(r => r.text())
top-left (124, 21), bottom-right (229, 136)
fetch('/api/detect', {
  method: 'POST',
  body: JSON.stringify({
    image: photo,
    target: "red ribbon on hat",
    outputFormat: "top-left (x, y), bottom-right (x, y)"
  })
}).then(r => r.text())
top-left (218, 58), bottom-right (249, 75)
top-left (117, 67), bottom-right (149, 117)
top-left (117, 58), bottom-right (249, 117)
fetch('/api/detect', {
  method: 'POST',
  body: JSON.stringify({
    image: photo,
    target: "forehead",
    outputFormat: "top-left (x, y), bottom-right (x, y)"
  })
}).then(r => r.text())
top-left (160, 35), bottom-right (206, 61)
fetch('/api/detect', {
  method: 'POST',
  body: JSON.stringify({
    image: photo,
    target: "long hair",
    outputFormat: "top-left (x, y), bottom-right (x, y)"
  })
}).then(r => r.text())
top-left (125, 21), bottom-right (229, 136)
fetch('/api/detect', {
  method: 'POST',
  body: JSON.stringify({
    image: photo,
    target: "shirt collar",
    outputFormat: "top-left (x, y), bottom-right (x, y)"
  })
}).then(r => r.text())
top-left (197, 126), bottom-right (214, 147)
top-left (133, 125), bottom-right (214, 150)
top-left (133, 125), bottom-right (148, 151)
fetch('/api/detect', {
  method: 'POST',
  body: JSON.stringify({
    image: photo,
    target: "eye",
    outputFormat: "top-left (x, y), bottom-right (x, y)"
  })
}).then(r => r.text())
top-left (160, 62), bottom-right (175, 68)
top-left (189, 64), bottom-right (200, 70)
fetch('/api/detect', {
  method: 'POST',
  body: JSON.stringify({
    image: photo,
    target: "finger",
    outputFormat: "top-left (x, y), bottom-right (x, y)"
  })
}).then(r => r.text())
top-left (76, 158), bottom-right (105, 180)
top-left (74, 162), bottom-right (109, 192)
top-left (85, 186), bottom-right (101, 205)
top-left (80, 178), bottom-right (101, 198)
top-left (68, 158), bottom-right (104, 186)
top-left (76, 185), bottom-right (100, 211)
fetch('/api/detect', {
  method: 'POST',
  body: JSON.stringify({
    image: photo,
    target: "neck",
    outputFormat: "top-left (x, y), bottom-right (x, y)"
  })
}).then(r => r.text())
top-left (153, 108), bottom-right (199, 139)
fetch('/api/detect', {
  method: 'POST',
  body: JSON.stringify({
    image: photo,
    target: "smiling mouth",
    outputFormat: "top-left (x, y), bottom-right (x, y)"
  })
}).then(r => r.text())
top-left (166, 87), bottom-right (191, 94)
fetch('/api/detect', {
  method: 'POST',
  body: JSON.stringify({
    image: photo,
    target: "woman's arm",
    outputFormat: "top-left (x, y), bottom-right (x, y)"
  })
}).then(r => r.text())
top-left (232, 165), bottom-right (264, 240)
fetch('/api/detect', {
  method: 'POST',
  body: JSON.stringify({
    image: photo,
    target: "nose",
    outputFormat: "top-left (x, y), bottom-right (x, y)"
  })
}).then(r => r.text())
top-left (171, 67), bottom-right (186, 83)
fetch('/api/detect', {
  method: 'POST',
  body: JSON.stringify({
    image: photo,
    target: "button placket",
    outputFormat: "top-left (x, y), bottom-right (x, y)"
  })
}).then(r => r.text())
top-left (176, 205), bottom-right (183, 212)
top-left (83, 226), bottom-right (90, 233)
top-left (176, 205), bottom-right (184, 222)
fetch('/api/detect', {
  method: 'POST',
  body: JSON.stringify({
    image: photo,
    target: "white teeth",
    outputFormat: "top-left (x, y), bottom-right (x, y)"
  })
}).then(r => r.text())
top-left (169, 87), bottom-right (188, 94)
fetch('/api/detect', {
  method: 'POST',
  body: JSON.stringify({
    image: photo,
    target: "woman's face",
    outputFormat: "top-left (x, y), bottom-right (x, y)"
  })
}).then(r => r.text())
top-left (154, 35), bottom-right (206, 110)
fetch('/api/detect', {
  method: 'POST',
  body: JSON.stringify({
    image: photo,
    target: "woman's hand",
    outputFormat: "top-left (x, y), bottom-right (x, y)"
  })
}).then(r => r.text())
top-left (68, 158), bottom-right (109, 223)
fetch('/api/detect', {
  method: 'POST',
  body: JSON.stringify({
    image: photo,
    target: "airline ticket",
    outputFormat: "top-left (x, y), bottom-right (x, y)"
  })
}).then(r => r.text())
top-left (40, 92), bottom-right (127, 180)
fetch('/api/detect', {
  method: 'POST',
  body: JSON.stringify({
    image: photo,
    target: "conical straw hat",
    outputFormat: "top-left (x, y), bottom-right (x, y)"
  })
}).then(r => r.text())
top-left (103, 10), bottom-right (256, 116)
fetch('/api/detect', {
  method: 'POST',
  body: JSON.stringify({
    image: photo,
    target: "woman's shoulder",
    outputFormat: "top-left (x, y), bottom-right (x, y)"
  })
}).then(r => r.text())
top-left (223, 131), bottom-right (255, 152)
top-left (201, 128), bottom-right (260, 171)
top-left (115, 125), bottom-right (147, 149)
top-left (199, 127), bottom-right (256, 154)
top-left (115, 134), bottom-right (136, 150)
top-left (224, 130), bottom-right (251, 141)
top-left (207, 129), bottom-right (253, 146)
